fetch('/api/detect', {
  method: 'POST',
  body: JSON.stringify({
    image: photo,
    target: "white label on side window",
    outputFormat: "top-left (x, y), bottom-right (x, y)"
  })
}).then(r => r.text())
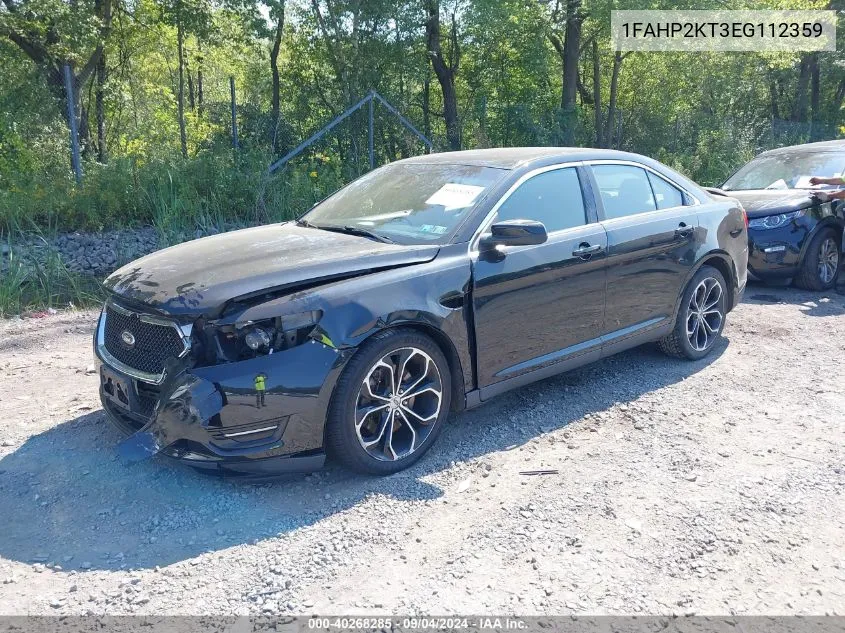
top-left (425, 183), bottom-right (485, 210)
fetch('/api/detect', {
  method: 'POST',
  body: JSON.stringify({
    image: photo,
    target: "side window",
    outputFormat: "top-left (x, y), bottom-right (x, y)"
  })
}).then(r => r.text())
top-left (592, 164), bottom-right (657, 220)
top-left (495, 167), bottom-right (586, 232)
top-left (647, 171), bottom-right (685, 209)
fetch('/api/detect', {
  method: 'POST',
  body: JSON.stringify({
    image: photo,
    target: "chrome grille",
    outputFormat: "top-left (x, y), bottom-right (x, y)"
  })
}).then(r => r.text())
top-left (100, 303), bottom-right (187, 381)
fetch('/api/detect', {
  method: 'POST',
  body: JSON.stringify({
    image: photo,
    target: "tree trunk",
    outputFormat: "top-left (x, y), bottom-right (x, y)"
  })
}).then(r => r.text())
top-left (592, 39), bottom-right (602, 147)
top-left (605, 51), bottom-right (623, 148)
top-left (424, 0), bottom-right (460, 150)
top-left (832, 77), bottom-right (845, 118)
top-left (197, 43), bottom-right (204, 116)
top-left (176, 16), bottom-right (188, 158)
top-left (270, 0), bottom-right (285, 151)
top-left (187, 68), bottom-right (195, 111)
top-left (561, 0), bottom-right (581, 112)
top-left (96, 52), bottom-right (107, 162)
top-left (769, 78), bottom-right (780, 120)
top-left (809, 53), bottom-right (821, 139)
top-left (792, 55), bottom-right (811, 122)
top-left (422, 68), bottom-right (431, 150)
top-left (559, 0), bottom-right (582, 145)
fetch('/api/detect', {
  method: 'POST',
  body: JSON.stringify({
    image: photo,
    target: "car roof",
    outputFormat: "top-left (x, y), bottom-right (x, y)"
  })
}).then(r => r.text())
top-left (761, 139), bottom-right (845, 155)
top-left (396, 147), bottom-right (657, 169)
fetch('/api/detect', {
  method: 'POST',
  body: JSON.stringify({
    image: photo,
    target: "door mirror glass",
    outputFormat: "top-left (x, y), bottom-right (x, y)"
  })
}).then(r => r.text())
top-left (480, 219), bottom-right (548, 251)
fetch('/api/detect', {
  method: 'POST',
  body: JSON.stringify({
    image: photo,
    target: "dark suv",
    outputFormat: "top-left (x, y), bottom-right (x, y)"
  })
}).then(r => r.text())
top-left (722, 140), bottom-right (845, 289)
top-left (95, 148), bottom-right (747, 477)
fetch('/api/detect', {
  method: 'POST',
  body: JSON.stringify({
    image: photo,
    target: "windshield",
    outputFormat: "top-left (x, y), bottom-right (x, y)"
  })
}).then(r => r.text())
top-left (302, 162), bottom-right (507, 244)
top-left (722, 151), bottom-right (845, 191)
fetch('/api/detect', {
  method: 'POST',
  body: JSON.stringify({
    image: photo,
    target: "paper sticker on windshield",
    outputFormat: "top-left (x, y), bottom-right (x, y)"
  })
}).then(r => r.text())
top-left (420, 224), bottom-right (448, 234)
top-left (425, 183), bottom-right (485, 210)
top-left (794, 176), bottom-right (818, 189)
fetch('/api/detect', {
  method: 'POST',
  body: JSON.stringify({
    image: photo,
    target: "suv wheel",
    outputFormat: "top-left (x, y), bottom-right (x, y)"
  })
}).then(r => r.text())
top-left (659, 265), bottom-right (727, 360)
top-left (795, 227), bottom-right (840, 291)
top-left (326, 328), bottom-right (451, 475)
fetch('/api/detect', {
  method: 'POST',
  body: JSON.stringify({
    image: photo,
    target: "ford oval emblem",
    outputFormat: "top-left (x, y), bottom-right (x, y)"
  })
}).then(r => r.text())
top-left (121, 330), bottom-right (136, 347)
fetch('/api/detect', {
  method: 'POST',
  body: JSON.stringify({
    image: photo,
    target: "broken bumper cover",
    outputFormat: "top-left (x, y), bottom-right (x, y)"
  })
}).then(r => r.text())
top-left (95, 340), bottom-right (348, 476)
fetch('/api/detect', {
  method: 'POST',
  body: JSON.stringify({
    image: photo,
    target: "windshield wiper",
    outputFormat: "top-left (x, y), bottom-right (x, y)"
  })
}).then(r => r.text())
top-left (319, 224), bottom-right (395, 244)
top-left (295, 218), bottom-right (319, 229)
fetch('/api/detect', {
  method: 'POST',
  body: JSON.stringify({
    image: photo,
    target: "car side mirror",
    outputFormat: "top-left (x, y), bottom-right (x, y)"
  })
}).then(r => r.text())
top-left (479, 219), bottom-right (548, 252)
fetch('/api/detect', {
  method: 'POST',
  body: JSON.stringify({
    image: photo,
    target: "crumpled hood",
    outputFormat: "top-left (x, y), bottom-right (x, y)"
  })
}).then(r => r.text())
top-left (104, 223), bottom-right (439, 317)
top-left (725, 189), bottom-right (820, 218)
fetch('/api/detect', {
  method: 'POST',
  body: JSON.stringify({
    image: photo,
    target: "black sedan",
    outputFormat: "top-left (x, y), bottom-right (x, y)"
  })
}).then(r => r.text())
top-left (721, 140), bottom-right (845, 290)
top-left (95, 148), bottom-right (747, 476)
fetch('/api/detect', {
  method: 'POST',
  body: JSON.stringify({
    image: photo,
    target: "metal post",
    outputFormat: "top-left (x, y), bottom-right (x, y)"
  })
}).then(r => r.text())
top-left (368, 95), bottom-right (375, 170)
top-left (63, 63), bottom-right (82, 184)
top-left (616, 108), bottom-right (622, 150)
top-left (230, 76), bottom-right (239, 150)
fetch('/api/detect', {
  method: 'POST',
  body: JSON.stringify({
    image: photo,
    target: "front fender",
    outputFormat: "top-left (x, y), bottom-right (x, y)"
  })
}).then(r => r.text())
top-left (219, 245), bottom-right (476, 403)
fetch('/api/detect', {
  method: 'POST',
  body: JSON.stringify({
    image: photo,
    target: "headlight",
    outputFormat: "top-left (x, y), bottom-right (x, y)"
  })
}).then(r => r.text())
top-left (216, 310), bottom-right (323, 360)
top-left (748, 210), bottom-right (803, 230)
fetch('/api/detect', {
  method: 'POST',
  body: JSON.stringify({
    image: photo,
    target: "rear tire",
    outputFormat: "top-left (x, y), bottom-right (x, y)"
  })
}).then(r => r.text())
top-left (325, 328), bottom-right (451, 475)
top-left (795, 227), bottom-right (840, 291)
top-left (659, 265), bottom-right (728, 361)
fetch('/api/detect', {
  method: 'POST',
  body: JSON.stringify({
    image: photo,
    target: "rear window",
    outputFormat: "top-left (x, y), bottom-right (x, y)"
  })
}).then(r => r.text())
top-left (648, 172), bottom-right (684, 209)
top-left (592, 164), bottom-right (657, 219)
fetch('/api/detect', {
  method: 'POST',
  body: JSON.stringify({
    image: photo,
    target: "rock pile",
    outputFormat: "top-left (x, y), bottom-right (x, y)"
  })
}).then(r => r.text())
top-left (1, 226), bottom-right (233, 278)
top-left (55, 228), bottom-right (161, 276)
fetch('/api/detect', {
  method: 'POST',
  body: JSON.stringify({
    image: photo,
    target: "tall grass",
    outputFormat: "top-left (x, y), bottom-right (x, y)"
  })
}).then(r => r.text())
top-left (0, 150), bottom-right (348, 237)
top-left (0, 149), bottom-right (353, 315)
top-left (0, 238), bottom-right (104, 317)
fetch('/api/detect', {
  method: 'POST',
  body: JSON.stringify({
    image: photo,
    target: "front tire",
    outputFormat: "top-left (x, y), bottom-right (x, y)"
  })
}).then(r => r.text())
top-left (795, 227), bottom-right (840, 291)
top-left (325, 328), bottom-right (451, 475)
top-left (659, 265), bottom-right (728, 360)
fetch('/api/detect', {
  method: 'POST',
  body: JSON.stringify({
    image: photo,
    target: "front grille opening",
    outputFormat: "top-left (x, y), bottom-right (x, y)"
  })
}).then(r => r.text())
top-left (103, 305), bottom-right (186, 376)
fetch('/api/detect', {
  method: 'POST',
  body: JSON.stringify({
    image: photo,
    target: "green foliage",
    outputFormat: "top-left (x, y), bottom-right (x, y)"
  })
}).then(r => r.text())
top-left (0, 151), bottom-right (346, 237)
top-left (0, 0), bottom-right (843, 236)
top-left (0, 238), bottom-right (104, 317)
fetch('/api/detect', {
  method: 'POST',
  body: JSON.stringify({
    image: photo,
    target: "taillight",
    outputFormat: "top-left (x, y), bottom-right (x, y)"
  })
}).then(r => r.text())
top-left (742, 207), bottom-right (748, 228)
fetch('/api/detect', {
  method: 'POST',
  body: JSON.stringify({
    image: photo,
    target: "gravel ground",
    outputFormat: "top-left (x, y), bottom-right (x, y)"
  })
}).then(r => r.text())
top-left (0, 284), bottom-right (843, 616)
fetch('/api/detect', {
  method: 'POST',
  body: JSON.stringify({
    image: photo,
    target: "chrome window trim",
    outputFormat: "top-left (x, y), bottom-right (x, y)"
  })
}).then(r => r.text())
top-left (97, 301), bottom-right (192, 385)
top-left (469, 161), bottom-right (591, 253)
top-left (587, 159), bottom-right (701, 208)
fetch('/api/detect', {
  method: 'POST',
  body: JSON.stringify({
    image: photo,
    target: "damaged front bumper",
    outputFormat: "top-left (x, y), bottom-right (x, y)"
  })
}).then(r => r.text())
top-left (95, 339), bottom-right (349, 477)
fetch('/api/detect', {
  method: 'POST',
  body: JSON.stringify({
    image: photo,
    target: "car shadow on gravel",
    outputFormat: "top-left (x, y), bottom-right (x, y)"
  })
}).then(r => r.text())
top-left (744, 282), bottom-right (845, 318)
top-left (0, 338), bottom-right (726, 573)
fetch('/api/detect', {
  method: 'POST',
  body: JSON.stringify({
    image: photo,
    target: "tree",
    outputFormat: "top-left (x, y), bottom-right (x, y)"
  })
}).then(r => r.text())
top-left (0, 0), bottom-right (114, 158)
top-left (547, 0), bottom-right (584, 145)
top-left (157, 0), bottom-right (213, 158)
top-left (268, 0), bottom-right (285, 151)
top-left (424, 0), bottom-right (460, 150)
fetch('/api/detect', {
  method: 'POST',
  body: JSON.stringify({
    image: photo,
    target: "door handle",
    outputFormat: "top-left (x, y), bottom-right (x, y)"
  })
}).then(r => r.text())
top-left (572, 243), bottom-right (603, 258)
top-left (675, 223), bottom-right (694, 238)
top-left (729, 228), bottom-right (743, 237)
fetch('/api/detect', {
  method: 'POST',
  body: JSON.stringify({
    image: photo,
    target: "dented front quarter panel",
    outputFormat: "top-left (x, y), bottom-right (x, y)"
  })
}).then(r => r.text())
top-left (220, 244), bottom-right (476, 398)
